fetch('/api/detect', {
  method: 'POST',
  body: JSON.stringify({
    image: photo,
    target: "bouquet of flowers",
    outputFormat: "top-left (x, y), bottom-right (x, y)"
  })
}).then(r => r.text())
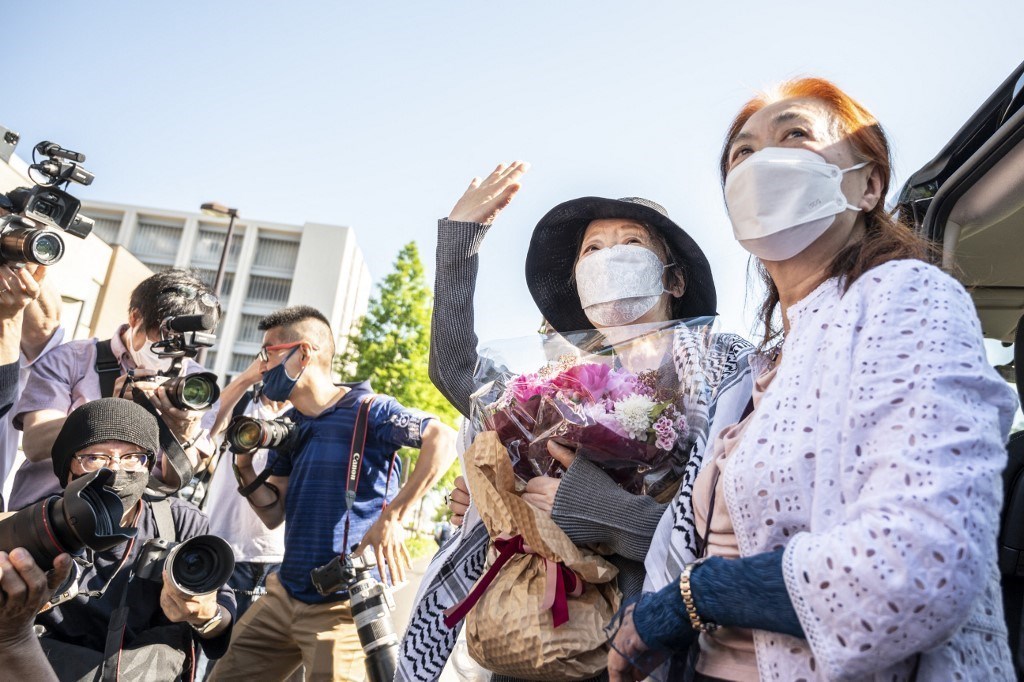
top-left (471, 319), bottom-right (716, 497)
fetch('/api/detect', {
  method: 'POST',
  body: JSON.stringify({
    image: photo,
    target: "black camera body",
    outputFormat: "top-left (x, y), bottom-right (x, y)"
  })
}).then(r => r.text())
top-left (125, 314), bottom-right (221, 411)
top-left (0, 133), bottom-right (95, 266)
top-left (310, 547), bottom-right (398, 682)
top-left (135, 533), bottom-right (235, 596)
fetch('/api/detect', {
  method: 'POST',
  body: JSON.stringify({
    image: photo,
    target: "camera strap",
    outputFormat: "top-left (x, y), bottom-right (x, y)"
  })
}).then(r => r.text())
top-left (341, 395), bottom-right (376, 553)
top-left (130, 391), bottom-right (196, 496)
top-left (95, 339), bottom-right (121, 398)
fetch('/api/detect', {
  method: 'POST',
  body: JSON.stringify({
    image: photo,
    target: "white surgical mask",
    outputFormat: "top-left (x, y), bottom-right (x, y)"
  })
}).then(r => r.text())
top-left (127, 323), bottom-right (173, 372)
top-left (724, 147), bottom-right (869, 261)
top-left (574, 244), bottom-right (668, 327)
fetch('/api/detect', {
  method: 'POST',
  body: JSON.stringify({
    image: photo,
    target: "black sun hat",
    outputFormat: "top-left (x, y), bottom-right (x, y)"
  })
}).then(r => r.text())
top-left (525, 196), bottom-right (717, 333)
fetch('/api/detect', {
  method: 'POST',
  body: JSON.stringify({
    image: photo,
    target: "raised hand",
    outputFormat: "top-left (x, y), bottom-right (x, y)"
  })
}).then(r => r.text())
top-left (448, 161), bottom-right (530, 225)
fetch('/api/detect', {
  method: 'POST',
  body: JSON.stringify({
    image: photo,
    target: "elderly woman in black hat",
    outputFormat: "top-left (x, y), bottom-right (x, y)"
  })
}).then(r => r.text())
top-left (395, 163), bottom-right (754, 682)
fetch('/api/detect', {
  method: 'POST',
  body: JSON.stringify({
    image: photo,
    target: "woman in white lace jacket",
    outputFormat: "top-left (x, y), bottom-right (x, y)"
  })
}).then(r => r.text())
top-left (611, 78), bottom-right (1018, 681)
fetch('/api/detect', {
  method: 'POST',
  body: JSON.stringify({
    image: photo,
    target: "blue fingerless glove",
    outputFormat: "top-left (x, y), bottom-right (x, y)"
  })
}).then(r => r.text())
top-left (691, 548), bottom-right (804, 638)
top-left (631, 548), bottom-right (805, 650)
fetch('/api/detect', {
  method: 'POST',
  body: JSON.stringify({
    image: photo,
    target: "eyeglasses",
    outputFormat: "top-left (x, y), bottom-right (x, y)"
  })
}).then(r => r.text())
top-left (160, 286), bottom-right (219, 309)
top-left (257, 341), bottom-right (319, 364)
top-left (74, 452), bottom-right (152, 472)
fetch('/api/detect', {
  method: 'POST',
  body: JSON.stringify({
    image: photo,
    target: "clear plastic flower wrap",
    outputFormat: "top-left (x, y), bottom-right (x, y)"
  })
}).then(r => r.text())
top-left (470, 317), bottom-right (722, 499)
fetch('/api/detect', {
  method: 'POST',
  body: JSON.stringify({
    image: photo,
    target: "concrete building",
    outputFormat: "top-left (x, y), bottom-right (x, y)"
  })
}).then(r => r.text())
top-left (79, 199), bottom-right (372, 379)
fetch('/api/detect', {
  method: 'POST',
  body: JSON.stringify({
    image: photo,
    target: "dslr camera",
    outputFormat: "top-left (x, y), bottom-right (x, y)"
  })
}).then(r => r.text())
top-left (0, 469), bottom-right (136, 570)
top-left (125, 314), bottom-right (221, 411)
top-left (0, 126), bottom-right (95, 266)
top-left (135, 533), bottom-right (235, 596)
top-left (310, 547), bottom-right (399, 682)
top-left (225, 414), bottom-right (297, 454)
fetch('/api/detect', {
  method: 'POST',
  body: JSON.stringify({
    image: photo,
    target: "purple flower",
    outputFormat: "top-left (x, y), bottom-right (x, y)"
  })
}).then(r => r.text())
top-left (653, 415), bottom-right (677, 451)
top-left (603, 368), bottom-right (639, 401)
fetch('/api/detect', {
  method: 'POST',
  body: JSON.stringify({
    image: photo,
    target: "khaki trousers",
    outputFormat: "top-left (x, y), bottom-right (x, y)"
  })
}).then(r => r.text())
top-left (209, 572), bottom-right (365, 681)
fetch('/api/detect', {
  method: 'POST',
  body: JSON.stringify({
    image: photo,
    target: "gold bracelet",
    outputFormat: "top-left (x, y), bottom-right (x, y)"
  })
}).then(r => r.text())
top-left (679, 557), bottom-right (718, 633)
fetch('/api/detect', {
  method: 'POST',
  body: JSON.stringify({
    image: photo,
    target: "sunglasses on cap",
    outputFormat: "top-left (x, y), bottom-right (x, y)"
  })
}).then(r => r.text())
top-left (160, 285), bottom-right (219, 309)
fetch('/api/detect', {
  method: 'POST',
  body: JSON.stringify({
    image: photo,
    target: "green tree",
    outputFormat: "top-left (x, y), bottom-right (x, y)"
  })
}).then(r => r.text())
top-left (337, 242), bottom-right (462, 493)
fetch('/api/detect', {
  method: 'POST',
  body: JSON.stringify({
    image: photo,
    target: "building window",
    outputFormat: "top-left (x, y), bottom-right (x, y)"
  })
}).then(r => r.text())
top-left (193, 227), bottom-right (244, 266)
top-left (231, 352), bottom-right (256, 373)
top-left (204, 350), bottom-right (218, 370)
top-left (87, 215), bottom-right (122, 244)
top-left (253, 237), bottom-right (299, 271)
top-left (131, 220), bottom-right (182, 260)
top-left (236, 314), bottom-right (264, 344)
top-left (246, 275), bottom-right (291, 305)
top-left (194, 268), bottom-right (234, 297)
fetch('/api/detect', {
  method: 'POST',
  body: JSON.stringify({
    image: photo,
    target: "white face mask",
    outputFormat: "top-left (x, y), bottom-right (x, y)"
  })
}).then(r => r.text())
top-left (127, 323), bottom-right (173, 372)
top-left (574, 244), bottom-right (668, 327)
top-left (724, 147), bottom-right (869, 261)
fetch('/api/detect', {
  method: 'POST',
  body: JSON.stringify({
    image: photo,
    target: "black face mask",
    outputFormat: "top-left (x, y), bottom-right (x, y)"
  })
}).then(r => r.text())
top-left (74, 469), bottom-right (149, 517)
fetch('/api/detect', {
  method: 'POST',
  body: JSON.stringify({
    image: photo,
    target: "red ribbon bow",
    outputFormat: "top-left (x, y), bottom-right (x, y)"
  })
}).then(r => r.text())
top-left (443, 533), bottom-right (584, 629)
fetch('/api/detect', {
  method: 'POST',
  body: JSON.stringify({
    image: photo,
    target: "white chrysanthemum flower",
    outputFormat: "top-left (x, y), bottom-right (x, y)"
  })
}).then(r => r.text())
top-left (613, 394), bottom-right (656, 440)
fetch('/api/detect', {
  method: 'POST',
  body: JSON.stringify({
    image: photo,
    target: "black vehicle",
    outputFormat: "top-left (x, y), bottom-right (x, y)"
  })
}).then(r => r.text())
top-left (896, 59), bottom-right (1024, 675)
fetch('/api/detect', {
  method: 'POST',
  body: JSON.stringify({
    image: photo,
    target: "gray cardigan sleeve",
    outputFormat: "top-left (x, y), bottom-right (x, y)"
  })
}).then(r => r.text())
top-left (550, 456), bottom-right (667, 561)
top-left (428, 218), bottom-right (493, 418)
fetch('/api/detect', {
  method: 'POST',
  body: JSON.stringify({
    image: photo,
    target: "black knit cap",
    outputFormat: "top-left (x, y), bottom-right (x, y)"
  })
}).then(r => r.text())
top-left (51, 398), bottom-right (160, 484)
top-left (525, 196), bottom-right (717, 333)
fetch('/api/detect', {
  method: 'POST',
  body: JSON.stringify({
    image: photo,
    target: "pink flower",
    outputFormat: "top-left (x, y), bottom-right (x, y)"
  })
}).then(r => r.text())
top-left (603, 368), bottom-right (639, 401)
top-left (552, 363), bottom-right (611, 401)
top-left (585, 403), bottom-right (629, 439)
top-left (508, 373), bottom-right (548, 403)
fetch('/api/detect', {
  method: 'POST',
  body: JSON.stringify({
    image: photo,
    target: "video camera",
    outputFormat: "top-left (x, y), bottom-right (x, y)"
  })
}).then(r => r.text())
top-left (0, 126), bottom-right (95, 266)
top-left (125, 314), bottom-right (221, 411)
top-left (310, 546), bottom-right (399, 682)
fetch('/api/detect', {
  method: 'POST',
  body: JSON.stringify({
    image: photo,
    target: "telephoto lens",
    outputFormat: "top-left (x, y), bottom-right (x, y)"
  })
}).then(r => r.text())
top-left (346, 549), bottom-right (399, 682)
top-left (225, 416), bottom-right (296, 453)
top-left (0, 469), bottom-right (136, 570)
top-left (0, 224), bottom-right (65, 265)
top-left (135, 534), bottom-right (235, 596)
top-left (163, 371), bottom-right (221, 411)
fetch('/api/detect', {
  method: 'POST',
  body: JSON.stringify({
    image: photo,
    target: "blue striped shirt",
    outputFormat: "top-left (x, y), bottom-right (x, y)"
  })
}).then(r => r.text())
top-left (270, 381), bottom-right (432, 604)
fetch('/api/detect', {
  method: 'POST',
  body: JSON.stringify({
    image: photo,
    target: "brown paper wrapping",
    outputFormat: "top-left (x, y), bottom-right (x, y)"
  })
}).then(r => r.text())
top-left (462, 432), bottom-right (621, 680)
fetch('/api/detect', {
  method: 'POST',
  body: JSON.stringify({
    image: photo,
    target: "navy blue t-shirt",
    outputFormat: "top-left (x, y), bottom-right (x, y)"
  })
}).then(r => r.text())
top-left (270, 381), bottom-right (432, 604)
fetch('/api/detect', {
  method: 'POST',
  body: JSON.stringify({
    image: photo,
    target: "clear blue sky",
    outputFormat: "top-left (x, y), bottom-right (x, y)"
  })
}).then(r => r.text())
top-left (6, 2), bottom-right (1022, 343)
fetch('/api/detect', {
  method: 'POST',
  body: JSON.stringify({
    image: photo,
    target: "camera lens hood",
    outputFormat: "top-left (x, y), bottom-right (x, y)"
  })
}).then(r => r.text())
top-left (166, 534), bottom-right (235, 596)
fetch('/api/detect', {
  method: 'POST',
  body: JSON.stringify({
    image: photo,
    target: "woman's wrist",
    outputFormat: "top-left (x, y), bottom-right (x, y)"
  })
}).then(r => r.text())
top-left (632, 573), bottom-right (698, 651)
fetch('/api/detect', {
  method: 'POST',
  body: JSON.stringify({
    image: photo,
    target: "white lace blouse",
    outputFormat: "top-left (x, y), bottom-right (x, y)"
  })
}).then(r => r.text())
top-left (724, 259), bottom-right (1017, 680)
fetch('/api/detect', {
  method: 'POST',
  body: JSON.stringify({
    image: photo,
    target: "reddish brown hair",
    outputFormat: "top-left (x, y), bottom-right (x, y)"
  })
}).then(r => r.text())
top-left (720, 78), bottom-right (930, 349)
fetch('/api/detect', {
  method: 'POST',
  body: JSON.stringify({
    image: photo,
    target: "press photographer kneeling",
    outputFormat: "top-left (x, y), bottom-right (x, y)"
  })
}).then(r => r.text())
top-left (1, 398), bottom-right (236, 681)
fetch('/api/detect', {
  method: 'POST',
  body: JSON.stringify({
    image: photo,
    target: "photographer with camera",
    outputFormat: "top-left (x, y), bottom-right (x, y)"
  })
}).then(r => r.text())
top-left (29, 397), bottom-right (236, 681)
top-left (0, 247), bottom-right (65, 511)
top-left (8, 269), bottom-right (221, 511)
top-left (210, 306), bottom-right (456, 682)
top-left (203, 360), bottom-right (288, 615)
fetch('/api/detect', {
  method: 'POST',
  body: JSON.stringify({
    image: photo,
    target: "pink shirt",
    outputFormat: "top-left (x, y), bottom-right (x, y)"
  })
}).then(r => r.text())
top-left (692, 364), bottom-right (778, 681)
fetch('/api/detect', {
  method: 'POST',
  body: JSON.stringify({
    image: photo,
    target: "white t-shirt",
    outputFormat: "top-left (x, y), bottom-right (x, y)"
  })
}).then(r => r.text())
top-left (204, 398), bottom-right (287, 563)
